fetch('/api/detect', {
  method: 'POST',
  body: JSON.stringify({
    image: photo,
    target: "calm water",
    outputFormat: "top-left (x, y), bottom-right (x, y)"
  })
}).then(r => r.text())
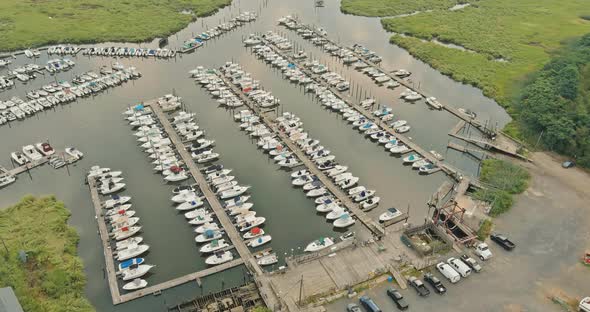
top-left (0, 0), bottom-right (510, 311)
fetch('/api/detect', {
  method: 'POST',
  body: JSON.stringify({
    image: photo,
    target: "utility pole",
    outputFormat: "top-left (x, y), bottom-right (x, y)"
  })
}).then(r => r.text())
top-left (298, 275), bottom-right (304, 306)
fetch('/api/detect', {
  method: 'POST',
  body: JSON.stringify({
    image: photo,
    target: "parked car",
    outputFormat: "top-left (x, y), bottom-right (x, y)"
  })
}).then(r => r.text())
top-left (386, 288), bottom-right (409, 310)
top-left (407, 276), bottom-right (430, 297)
top-left (346, 303), bottom-right (361, 312)
top-left (490, 233), bottom-right (516, 250)
top-left (460, 254), bottom-right (482, 272)
top-left (424, 273), bottom-right (446, 294)
top-left (436, 262), bottom-right (461, 283)
top-left (474, 242), bottom-right (493, 261)
top-left (447, 257), bottom-right (472, 278)
top-left (580, 297), bottom-right (590, 312)
top-left (359, 296), bottom-right (381, 312)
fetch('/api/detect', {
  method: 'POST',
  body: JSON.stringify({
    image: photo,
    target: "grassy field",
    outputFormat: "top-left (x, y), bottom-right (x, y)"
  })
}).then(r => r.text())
top-left (0, 0), bottom-right (231, 51)
top-left (340, 0), bottom-right (461, 17)
top-left (473, 159), bottom-right (530, 216)
top-left (0, 196), bottom-right (94, 312)
top-left (341, 0), bottom-right (590, 107)
top-left (379, 0), bottom-right (590, 106)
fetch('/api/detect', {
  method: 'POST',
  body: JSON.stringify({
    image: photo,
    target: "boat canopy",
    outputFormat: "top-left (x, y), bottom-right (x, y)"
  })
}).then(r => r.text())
top-left (250, 227), bottom-right (261, 234)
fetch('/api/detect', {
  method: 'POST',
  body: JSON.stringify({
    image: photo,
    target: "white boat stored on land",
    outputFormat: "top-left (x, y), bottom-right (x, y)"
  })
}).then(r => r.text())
top-left (304, 237), bottom-right (334, 252)
top-left (379, 207), bottom-right (403, 223)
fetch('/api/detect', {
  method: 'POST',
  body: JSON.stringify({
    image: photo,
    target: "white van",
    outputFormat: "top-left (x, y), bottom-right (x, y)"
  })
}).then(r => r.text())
top-left (436, 262), bottom-right (461, 283)
top-left (447, 257), bottom-right (472, 277)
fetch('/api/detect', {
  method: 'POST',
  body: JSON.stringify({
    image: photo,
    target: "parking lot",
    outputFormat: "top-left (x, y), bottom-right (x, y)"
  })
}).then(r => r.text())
top-left (327, 152), bottom-right (590, 312)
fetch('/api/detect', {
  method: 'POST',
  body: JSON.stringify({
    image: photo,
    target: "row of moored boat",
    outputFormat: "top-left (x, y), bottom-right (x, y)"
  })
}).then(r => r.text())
top-left (0, 65), bottom-right (141, 126)
top-left (87, 167), bottom-right (153, 291)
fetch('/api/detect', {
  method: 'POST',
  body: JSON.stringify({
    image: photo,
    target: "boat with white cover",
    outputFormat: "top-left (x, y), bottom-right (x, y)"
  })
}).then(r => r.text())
top-left (379, 207), bottom-right (402, 222)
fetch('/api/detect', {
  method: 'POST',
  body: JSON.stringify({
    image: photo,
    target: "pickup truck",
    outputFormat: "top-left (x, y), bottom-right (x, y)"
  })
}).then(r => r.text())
top-left (474, 243), bottom-right (493, 261)
top-left (460, 254), bottom-right (482, 272)
top-left (424, 273), bottom-right (446, 294)
top-left (407, 276), bottom-right (430, 297)
top-left (490, 233), bottom-right (516, 250)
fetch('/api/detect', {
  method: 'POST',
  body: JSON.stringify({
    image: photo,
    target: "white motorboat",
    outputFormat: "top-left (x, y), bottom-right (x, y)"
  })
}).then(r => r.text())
top-left (333, 213), bottom-right (355, 228)
top-left (194, 222), bottom-right (220, 234)
top-left (325, 165), bottom-right (348, 177)
top-left (257, 253), bottom-right (278, 266)
top-left (290, 169), bottom-right (309, 178)
top-left (239, 217), bottom-right (265, 232)
top-left (361, 196), bottom-right (380, 210)
top-left (183, 207), bottom-right (209, 219)
top-left (188, 213), bottom-right (214, 225)
top-left (326, 207), bottom-right (347, 220)
top-left (303, 180), bottom-right (323, 191)
top-left (395, 125), bottom-right (411, 133)
top-left (278, 158), bottom-right (301, 168)
top-left (353, 190), bottom-right (375, 202)
top-left (98, 177), bottom-right (125, 187)
top-left (113, 226), bottom-right (142, 241)
top-left (103, 195), bottom-right (131, 208)
top-left (0, 175), bottom-right (16, 188)
top-left (199, 239), bottom-right (229, 253)
top-left (211, 175), bottom-right (235, 186)
top-left (214, 181), bottom-right (239, 193)
top-left (316, 201), bottom-right (339, 213)
top-left (348, 186), bottom-right (366, 196)
top-left (379, 207), bottom-right (402, 223)
top-left (205, 251), bottom-right (233, 265)
top-left (390, 120), bottom-right (407, 129)
top-left (338, 177), bottom-right (359, 189)
top-left (171, 191), bottom-right (199, 203)
top-left (403, 154), bottom-right (422, 163)
top-left (87, 166), bottom-right (123, 179)
top-left (193, 151), bottom-right (220, 163)
top-left (122, 279), bottom-right (147, 291)
top-left (177, 199), bottom-right (204, 211)
top-left (121, 264), bottom-right (154, 281)
top-left (292, 175), bottom-right (313, 186)
top-left (426, 97), bottom-right (443, 110)
top-left (111, 217), bottom-right (140, 230)
top-left (64, 147), bottom-right (84, 159)
top-left (105, 204), bottom-right (132, 216)
top-left (206, 169), bottom-right (232, 180)
top-left (412, 159), bottom-right (430, 169)
top-left (109, 210), bottom-right (136, 223)
top-left (22, 145), bottom-right (43, 161)
top-left (115, 236), bottom-right (143, 250)
top-left (164, 171), bottom-right (189, 182)
top-left (389, 144), bottom-right (410, 154)
top-left (195, 230), bottom-right (224, 243)
top-left (228, 203), bottom-right (254, 216)
top-left (304, 237), bottom-right (334, 252)
top-left (224, 195), bottom-right (251, 208)
top-left (243, 227), bottom-right (264, 240)
top-left (247, 235), bottom-right (272, 248)
top-left (219, 186), bottom-right (250, 199)
top-left (11, 151), bottom-right (30, 166)
top-left (116, 243), bottom-right (150, 261)
top-left (100, 182), bottom-right (126, 195)
top-left (306, 187), bottom-right (327, 198)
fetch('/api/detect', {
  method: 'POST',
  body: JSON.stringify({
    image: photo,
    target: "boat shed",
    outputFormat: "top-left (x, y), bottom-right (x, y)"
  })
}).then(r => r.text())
top-left (0, 287), bottom-right (24, 312)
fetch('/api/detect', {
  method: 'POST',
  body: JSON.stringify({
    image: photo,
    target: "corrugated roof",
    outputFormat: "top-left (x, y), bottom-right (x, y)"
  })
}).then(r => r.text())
top-left (0, 287), bottom-right (24, 312)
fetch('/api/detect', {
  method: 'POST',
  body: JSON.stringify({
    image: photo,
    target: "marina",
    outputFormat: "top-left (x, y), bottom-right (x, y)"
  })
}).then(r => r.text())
top-left (0, 0), bottom-right (523, 311)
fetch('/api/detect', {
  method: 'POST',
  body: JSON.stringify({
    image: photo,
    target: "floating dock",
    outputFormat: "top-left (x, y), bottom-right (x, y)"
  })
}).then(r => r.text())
top-left (144, 99), bottom-right (280, 309)
top-left (215, 73), bottom-right (386, 237)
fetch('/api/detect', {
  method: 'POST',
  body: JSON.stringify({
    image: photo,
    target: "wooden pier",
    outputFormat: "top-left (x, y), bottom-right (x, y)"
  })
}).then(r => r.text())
top-left (283, 21), bottom-right (526, 160)
top-left (88, 178), bottom-right (122, 304)
top-left (216, 73), bottom-right (386, 237)
top-left (119, 258), bottom-right (244, 302)
top-left (257, 39), bottom-right (457, 178)
top-left (144, 99), bottom-right (281, 310)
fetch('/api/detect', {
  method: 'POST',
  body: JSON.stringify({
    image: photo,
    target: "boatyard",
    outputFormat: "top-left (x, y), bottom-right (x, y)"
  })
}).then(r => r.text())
top-left (4, 0), bottom-right (585, 312)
